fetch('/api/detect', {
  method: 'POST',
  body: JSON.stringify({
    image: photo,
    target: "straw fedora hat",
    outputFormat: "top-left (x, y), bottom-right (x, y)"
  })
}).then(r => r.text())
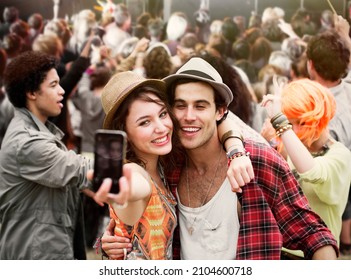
top-left (101, 71), bottom-right (166, 129)
top-left (163, 57), bottom-right (233, 105)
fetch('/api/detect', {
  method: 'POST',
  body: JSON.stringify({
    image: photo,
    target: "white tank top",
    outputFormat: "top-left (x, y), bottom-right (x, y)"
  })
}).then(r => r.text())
top-left (176, 178), bottom-right (240, 259)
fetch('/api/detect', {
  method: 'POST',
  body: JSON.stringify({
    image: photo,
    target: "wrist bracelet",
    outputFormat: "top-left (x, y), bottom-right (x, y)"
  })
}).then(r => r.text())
top-left (270, 112), bottom-right (284, 124)
top-left (271, 113), bottom-right (289, 130)
top-left (221, 130), bottom-right (244, 150)
top-left (276, 123), bottom-right (292, 137)
top-left (227, 150), bottom-right (250, 166)
top-left (226, 148), bottom-right (246, 159)
top-left (93, 235), bottom-right (109, 259)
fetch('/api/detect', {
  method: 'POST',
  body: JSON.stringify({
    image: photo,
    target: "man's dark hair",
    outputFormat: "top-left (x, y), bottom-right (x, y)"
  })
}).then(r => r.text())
top-left (221, 17), bottom-right (239, 43)
top-left (261, 19), bottom-right (285, 42)
top-left (90, 66), bottom-right (113, 90)
top-left (28, 13), bottom-right (43, 30)
top-left (198, 52), bottom-right (254, 125)
top-left (2, 33), bottom-right (21, 57)
top-left (4, 51), bottom-right (58, 108)
top-left (3, 6), bottom-right (19, 23)
top-left (232, 38), bottom-right (250, 60)
top-left (307, 31), bottom-right (350, 81)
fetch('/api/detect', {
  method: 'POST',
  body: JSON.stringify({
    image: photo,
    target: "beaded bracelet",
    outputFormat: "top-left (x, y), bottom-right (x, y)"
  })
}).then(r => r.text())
top-left (226, 148), bottom-right (245, 158)
top-left (276, 123), bottom-right (293, 137)
top-left (227, 149), bottom-right (250, 167)
top-left (93, 235), bottom-right (109, 259)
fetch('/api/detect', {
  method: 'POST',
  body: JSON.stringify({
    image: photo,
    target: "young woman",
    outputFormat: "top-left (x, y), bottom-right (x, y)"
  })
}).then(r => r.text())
top-left (262, 77), bottom-right (351, 253)
top-left (95, 71), bottom-right (178, 260)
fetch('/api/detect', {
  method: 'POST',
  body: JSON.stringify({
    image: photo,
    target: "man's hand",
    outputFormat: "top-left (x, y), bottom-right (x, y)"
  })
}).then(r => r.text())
top-left (261, 75), bottom-right (285, 119)
top-left (101, 219), bottom-right (132, 259)
top-left (277, 18), bottom-right (299, 39)
top-left (334, 14), bottom-right (351, 68)
top-left (227, 154), bottom-right (254, 193)
top-left (334, 14), bottom-right (350, 38)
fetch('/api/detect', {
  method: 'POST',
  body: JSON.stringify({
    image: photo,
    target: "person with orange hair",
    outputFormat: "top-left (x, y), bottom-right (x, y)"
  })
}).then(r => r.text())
top-left (262, 77), bottom-right (351, 254)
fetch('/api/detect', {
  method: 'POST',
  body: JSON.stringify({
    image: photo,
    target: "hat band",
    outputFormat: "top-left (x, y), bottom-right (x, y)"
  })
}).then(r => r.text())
top-left (179, 70), bottom-right (215, 81)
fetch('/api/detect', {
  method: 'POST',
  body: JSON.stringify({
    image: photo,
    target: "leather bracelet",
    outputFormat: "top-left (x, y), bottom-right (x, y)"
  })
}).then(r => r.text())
top-left (221, 130), bottom-right (244, 150)
top-left (270, 112), bottom-right (284, 124)
top-left (271, 113), bottom-right (289, 129)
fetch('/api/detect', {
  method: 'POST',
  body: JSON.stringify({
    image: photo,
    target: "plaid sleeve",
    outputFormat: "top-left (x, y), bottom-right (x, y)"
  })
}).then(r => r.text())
top-left (268, 149), bottom-right (339, 259)
top-left (239, 141), bottom-right (338, 259)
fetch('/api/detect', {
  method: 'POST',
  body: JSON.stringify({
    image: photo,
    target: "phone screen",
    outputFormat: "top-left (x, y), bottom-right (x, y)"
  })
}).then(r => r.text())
top-left (93, 130), bottom-right (126, 193)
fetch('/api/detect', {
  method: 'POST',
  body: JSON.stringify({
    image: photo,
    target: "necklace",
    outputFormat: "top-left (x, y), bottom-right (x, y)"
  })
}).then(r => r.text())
top-left (310, 138), bottom-right (333, 157)
top-left (185, 150), bottom-right (223, 235)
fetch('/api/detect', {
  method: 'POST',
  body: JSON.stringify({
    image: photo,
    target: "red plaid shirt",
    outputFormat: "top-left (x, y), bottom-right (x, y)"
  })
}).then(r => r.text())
top-left (167, 140), bottom-right (338, 260)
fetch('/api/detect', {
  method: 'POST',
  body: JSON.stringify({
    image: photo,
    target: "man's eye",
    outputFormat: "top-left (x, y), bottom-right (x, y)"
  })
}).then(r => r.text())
top-left (196, 105), bottom-right (205, 109)
top-left (174, 104), bottom-right (186, 109)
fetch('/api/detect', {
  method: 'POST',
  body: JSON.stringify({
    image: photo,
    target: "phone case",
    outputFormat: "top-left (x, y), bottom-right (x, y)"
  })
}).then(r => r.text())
top-left (93, 129), bottom-right (127, 193)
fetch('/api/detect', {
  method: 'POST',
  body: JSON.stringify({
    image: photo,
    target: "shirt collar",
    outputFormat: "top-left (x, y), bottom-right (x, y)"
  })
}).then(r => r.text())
top-left (16, 107), bottom-right (64, 140)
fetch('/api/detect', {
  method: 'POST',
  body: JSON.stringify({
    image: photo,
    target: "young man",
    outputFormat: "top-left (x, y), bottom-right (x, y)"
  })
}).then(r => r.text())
top-left (306, 15), bottom-right (351, 255)
top-left (0, 51), bottom-right (95, 259)
top-left (101, 57), bottom-right (338, 259)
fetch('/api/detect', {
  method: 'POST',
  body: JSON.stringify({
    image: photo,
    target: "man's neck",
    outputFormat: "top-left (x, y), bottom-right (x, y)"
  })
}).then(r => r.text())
top-left (314, 76), bottom-right (341, 89)
top-left (186, 140), bottom-right (223, 174)
top-left (27, 105), bottom-right (47, 124)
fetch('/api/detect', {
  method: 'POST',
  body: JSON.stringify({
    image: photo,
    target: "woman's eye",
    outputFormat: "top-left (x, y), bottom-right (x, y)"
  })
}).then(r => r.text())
top-left (139, 120), bottom-right (150, 126)
top-left (160, 111), bottom-right (168, 118)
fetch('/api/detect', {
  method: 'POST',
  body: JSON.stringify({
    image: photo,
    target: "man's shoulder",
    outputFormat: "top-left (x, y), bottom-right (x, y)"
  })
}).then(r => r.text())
top-left (244, 140), bottom-right (289, 172)
top-left (244, 140), bottom-right (276, 157)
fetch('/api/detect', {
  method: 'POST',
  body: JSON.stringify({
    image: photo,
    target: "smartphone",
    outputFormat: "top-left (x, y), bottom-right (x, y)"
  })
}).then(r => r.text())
top-left (93, 129), bottom-right (127, 193)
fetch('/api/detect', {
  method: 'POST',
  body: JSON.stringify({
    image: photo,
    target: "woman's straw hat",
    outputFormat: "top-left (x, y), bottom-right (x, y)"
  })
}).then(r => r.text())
top-left (101, 71), bottom-right (166, 129)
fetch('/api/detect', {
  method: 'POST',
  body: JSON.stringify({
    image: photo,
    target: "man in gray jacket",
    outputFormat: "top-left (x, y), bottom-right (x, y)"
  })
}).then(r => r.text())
top-left (0, 51), bottom-right (94, 259)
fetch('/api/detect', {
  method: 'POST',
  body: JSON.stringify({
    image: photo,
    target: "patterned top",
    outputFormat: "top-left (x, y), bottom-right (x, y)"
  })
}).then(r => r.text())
top-left (167, 140), bottom-right (338, 260)
top-left (110, 179), bottom-right (177, 260)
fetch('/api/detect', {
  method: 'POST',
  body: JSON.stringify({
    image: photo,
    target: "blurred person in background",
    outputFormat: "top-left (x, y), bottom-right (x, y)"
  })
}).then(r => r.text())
top-left (0, 6), bottom-right (19, 40)
top-left (27, 13), bottom-right (44, 45)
